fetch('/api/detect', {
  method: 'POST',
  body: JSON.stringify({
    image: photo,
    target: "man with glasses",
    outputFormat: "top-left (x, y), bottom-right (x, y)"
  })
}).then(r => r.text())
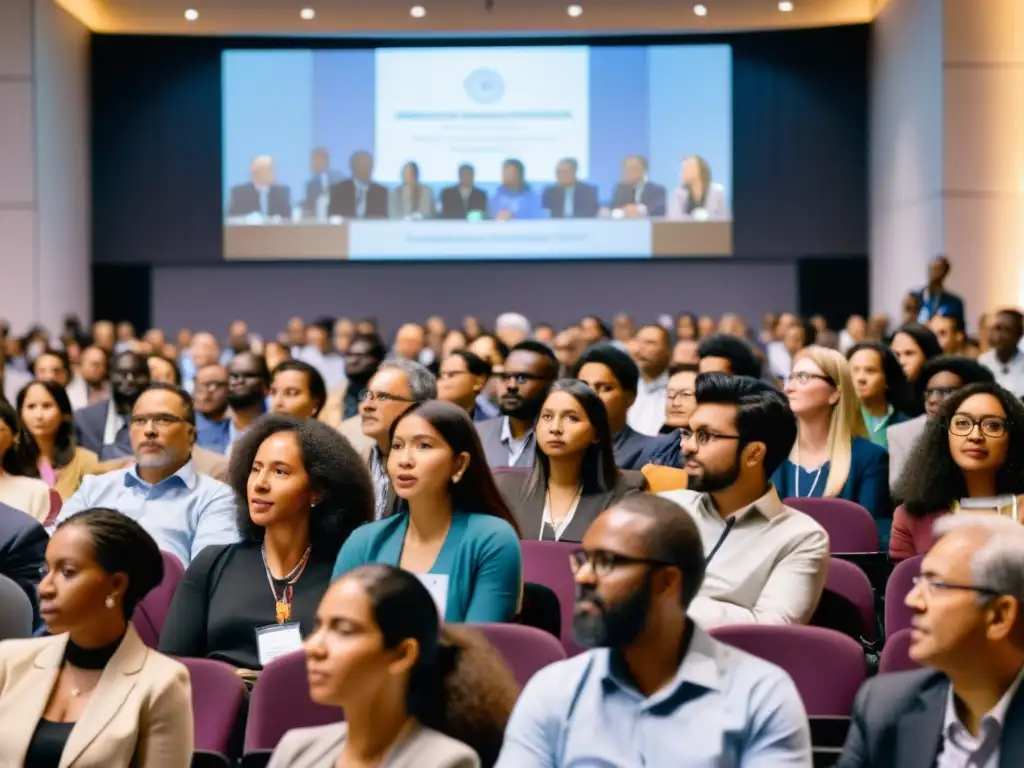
top-left (495, 493), bottom-right (812, 766)
top-left (74, 350), bottom-right (151, 459)
top-left (839, 514), bottom-right (1024, 767)
top-left (476, 341), bottom-right (558, 468)
top-left (55, 383), bottom-right (238, 565)
top-left (193, 363), bottom-right (231, 454)
top-left (659, 373), bottom-right (829, 627)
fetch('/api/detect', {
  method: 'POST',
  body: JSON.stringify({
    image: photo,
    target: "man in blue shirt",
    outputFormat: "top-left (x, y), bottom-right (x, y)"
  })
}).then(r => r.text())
top-left (495, 494), bottom-right (812, 767)
top-left (55, 383), bottom-right (239, 566)
top-left (913, 254), bottom-right (965, 324)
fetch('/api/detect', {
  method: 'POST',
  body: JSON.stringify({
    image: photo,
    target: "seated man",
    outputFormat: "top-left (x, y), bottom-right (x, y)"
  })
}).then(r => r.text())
top-left (661, 373), bottom-right (828, 627)
top-left (0, 501), bottom-right (47, 631)
top-left (55, 383), bottom-right (239, 566)
top-left (496, 494), bottom-right (812, 766)
top-left (698, 333), bottom-right (764, 379)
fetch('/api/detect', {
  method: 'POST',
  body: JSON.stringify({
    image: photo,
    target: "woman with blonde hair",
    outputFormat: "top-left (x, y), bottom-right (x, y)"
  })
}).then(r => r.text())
top-left (771, 346), bottom-right (892, 542)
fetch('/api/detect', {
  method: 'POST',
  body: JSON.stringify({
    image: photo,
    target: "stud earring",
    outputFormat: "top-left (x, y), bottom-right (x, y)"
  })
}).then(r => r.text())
top-left (105, 595), bottom-right (116, 609)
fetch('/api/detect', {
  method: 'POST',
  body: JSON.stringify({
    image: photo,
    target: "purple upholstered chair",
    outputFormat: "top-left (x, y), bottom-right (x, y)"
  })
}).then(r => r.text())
top-left (476, 623), bottom-right (567, 688)
top-left (245, 650), bottom-right (342, 756)
top-left (879, 628), bottom-right (920, 674)
top-left (811, 557), bottom-right (878, 643)
top-left (710, 624), bottom-right (867, 716)
top-left (178, 657), bottom-right (247, 763)
top-left (784, 497), bottom-right (880, 554)
top-left (885, 554), bottom-right (923, 638)
top-left (520, 540), bottom-right (583, 656)
top-left (132, 550), bottom-right (185, 648)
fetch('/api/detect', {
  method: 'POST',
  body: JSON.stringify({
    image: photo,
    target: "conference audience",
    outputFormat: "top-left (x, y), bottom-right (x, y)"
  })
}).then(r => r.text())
top-left (666, 155), bottom-right (729, 221)
top-left (489, 159), bottom-right (542, 221)
top-left (271, 564), bottom-right (518, 768)
top-left (890, 382), bottom-right (1024, 560)
top-left (495, 494), bottom-right (812, 766)
top-left (269, 359), bottom-right (327, 419)
top-left (772, 346), bottom-right (891, 540)
top-left (929, 312), bottom-right (967, 355)
top-left (31, 348), bottom-right (72, 389)
top-left (56, 383), bottom-right (238, 565)
top-left (0, 501), bottom-right (47, 630)
top-left (493, 380), bottom-right (645, 542)
top-left (65, 344), bottom-right (110, 410)
top-left (159, 415), bottom-right (373, 675)
top-left (437, 349), bottom-right (492, 421)
top-left (663, 363), bottom-right (698, 431)
top-left (74, 350), bottom-right (151, 459)
top-left (334, 401), bottom-right (522, 623)
top-left (839, 514), bottom-right (1024, 767)
top-left (846, 342), bottom-right (913, 449)
top-left (697, 333), bottom-right (763, 379)
top-left (226, 351), bottom-right (271, 445)
top-left (319, 332), bottom-right (386, 429)
top-left (0, 400), bottom-right (51, 522)
top-left (389, 161), bottom-right (436, 219)
top-left (626, 324), bottom-right (671, 436)
top-left (888, 321), bottom-right (943, 392)
top-left (662, 373), bottom-right (828, 627)
top-left (147, 354), bottom-right (181, 386)
top-left (980, 308), bottom-right (1024, 396)
top-left (193, 363), bottom-right (231, 454)
top-left (0, 508), bottom-right (193, 767)
top-left (911, 254), bottom-right (965, 323)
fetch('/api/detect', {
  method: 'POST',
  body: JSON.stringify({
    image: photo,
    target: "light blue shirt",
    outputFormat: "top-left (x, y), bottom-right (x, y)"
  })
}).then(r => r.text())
top-left (55, 459), bottom-right (240, 567)
top-left (495, 626), bottom-right (812, 767)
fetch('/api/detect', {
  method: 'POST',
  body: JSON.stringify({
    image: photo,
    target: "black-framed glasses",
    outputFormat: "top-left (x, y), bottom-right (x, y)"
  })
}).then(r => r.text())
top-left (497, 372), bottom-right (547, 386)
top-left (569, 548), bottom-right (673, 578)
top-left (358, 390), bottom-right (414, 404)
top-left (911, 574), bottom-right (1004, 598)
top-left (130, 414), bottom-right (187, 430)
top-left (789, 371), bottom-right (836, 387)
top-left (679, 427), bottom-right (741, 448)
top-left (947, 414), bottom-right (1009, 439)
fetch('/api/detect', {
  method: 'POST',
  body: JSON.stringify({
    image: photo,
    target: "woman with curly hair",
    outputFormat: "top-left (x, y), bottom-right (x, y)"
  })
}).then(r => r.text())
top-left (269, 564), bottom-right (518, 768)
top-left (890, 382), bottom-right (1024, 561)
top-left (159, 414), bottom-right (374, 677)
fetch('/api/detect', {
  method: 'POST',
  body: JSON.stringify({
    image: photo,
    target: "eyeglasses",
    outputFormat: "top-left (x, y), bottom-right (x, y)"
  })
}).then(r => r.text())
top-left (130, 414), bottom-right (188, 430)
top-left (911, 574), bottom-right (1004, 598)
top-left (679, 427), bottom-right (741, 448)
top-left (947, 414), bottom-right (1009, 439)
top-left (497, 372), bottom-right (547, 386)
top-left (667, 389), bottom-right (696, 403)
top-left (358, 390), bottom-right (413, 404)
top-left (568, 548), bottom-right (673, 578)
top-left (789, 371), bottom-right (835, 387)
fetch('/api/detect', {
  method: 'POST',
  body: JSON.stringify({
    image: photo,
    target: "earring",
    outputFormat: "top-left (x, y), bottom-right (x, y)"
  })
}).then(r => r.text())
top-left (451, 474), bottom-right (463, 484)
top-left (105, 595), bottom-right (116, 609)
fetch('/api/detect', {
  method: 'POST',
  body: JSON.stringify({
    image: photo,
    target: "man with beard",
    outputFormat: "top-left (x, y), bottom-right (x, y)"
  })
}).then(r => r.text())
top-left (659, 373), bottom-right (828, 628)
top-left (56, 383), bottom-right (238, 565)
top-left (627, 324), bottom-right (671, 436)
top-left (319, 333), bottom-right (386, 429)
top-left (475, 341), bottom-right (558, 468)
top-left (495, 493), bottom-right (812, 766)
top-left (226, 351), bottom-right (270, 447)
top-left (74, 351), bottom-right (151, 459)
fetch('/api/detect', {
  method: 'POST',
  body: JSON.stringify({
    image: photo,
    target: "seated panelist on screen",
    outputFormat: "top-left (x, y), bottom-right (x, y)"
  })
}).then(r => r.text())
top-left (605, 154), bottom-right (667, 218)
top-left (227, 155), bottom-right (292, 219)
top-left (666, 155), bottom-right (729, 221)
top-left (301, 146), bottom-right (343, 218)
top-left (541, 158), bottom-right (600, 219)
top-left (328, 150), bottom-right (389, 220)
top-left (439, 164), bottom-right (489, 220)
top-left (389, 161), bottom-right (437, 220)
top-left (489, 159), bottom-right (544, 221)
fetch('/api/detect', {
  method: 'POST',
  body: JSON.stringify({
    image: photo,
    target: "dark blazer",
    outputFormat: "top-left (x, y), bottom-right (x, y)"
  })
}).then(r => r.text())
top-left (476, 418), bottom-right (535, 469)
top-left (612, 424), bottom-right (654, 470)
top-left (542, 183), bottom-right (600, 218)
top-left (328, 179), bottom-right (388, 219)
top-left (439, 185), bottom-right (488, 219)
top-left (227, 183), bottom-right (292, 218)
top-left (0, 502), bottom-right (47, 631)
top-left (838, 668), bottom-right (1024, 768)
top-left (74, 400), bottom-right (132, 459)
top-left (302, 170), bottom-right (343, 215)
top-left (609, 181), bottom-right (668, 216)
top-left (634, 428), bottom-right (684, 469)
top-left (494, 467), bottom-right (647, 543)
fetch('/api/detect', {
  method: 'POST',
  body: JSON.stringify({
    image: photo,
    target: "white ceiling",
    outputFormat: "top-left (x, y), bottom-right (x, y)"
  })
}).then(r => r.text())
top-left (56, 0), bottom-right (878, 35)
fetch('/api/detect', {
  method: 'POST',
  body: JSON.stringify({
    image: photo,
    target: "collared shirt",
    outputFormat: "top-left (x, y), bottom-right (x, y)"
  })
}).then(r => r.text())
top-left (862, 403), bottom-right (897, 449)
top-left (354, 179), bottom-right (369, 218)
top-left (195, 413), bottom-right (231, 455)
top-left (627, 373), bottom-right (668, 437)
top-left (500, 416), bottom-right (535, 467)
top-left (979, 349), bottom-right (1024, 398)
top-left (660, 486), bottom-right (830, 628)
top-left (495, 625), bottom-right (812, 767)
top-left (937, 663), bottom-right (1024, 768)
top-left (102, 400), bottom-right (126, 447)
top-left (54, 460), bottom-right (239, 566)
top-left (369, 446), bottom-right (391, 520)
top-left (563, 186), bottom-right (574, 217)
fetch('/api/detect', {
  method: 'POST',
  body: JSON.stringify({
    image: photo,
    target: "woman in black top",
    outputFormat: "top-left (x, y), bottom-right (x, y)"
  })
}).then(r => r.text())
top-left (158, 414), bottom-right (374, 677)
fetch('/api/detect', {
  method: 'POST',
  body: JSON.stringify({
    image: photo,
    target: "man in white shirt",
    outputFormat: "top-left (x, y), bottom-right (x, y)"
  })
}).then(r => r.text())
top-left (627, 324), bottom-right (671, 436)
top-left (660, 372), bottom-right (828, 627)
top-left (979, 309), bottom-right (1024, 397)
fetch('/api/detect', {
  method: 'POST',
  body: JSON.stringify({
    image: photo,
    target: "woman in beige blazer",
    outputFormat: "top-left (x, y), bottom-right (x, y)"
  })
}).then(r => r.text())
top-left (0, 507), bottom-right (193, 767)
top-left (268, 564), bottom-right (518, 768)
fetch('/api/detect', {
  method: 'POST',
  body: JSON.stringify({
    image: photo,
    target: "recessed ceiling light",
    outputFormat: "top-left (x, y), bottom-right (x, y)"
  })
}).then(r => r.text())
top-left (778, 1), bottom-right (794, 10)
top-left (567, 4), bottom-right (583, 16)
top-left (410, 5), bottom-right (426, 17)
top-left (184, 8), bottom-right (199, 21)
top-left (300, 8), bottom-right (315, 20)
top-left (693, 4), bottom-right (707, 15)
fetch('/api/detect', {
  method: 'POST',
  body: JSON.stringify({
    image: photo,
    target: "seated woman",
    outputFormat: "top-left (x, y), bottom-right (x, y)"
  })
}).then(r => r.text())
top-left (269, 564), bottom-right (519, 768)
top-left (888, 322), bottom-right (943, 400)
top-left (771, 346), bottom-right (891, 542)
top-left (12, 380), bottom-right (120, 505)
top-left (493, 380), bottom-right (646, 543)
top-left (0, 507), bottom-right (192, 766)
top-left (0, 399), bottom-right (51, 521)
top-left (159, 414), bottom-right (374, 675)
top-left (437, 350), bottom-right (492, 421)
top-left (334, 401), bottom-right (521, 623)
top-left (666, 155), bottom-right (729, 221)
top-left (845, 342), bottom-right (913, 450)
top-left (890, 382), bottom-right (1024, 561)
top-left (269, 360), bottom-right (327, 420)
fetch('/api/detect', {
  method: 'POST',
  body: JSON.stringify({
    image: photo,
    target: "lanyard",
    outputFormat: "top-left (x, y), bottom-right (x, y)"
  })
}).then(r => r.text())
top-left (262, 544), bottom-right (312, 624)
top-left (793, 445), bottom-right (824, 498)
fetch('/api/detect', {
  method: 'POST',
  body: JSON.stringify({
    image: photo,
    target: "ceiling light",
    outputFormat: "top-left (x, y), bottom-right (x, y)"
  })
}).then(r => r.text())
top-left (693, 4), bottom-right (707, 15)
top-left (184, 8), bottom-right (199, 21)
top-left (300, 8), bottom-right (315, 20)
top-left (567, 4), bottom-right (583, 16)
top-left (778, 1), bottom-right (794, 10)
top-left (410, 5), bottom-right (426, 17)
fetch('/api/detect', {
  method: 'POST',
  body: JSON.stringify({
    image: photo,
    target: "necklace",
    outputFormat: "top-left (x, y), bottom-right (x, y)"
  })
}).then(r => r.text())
top-left (541, 485), bottom-right (583, 541)
top-left (261, 544), bottom-right (312, 624)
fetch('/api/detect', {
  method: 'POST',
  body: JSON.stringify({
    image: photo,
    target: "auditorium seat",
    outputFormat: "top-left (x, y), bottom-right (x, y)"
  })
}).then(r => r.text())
top-left (178, 657), bottom-right (247, 766)
top-left (476, 623), bottom-right (566, 688)
top-left (133, 551), bottom-right (185, 648)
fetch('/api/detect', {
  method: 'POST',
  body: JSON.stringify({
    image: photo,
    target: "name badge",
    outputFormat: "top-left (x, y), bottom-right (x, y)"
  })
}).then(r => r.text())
top-left (255, 622), bottom-right (303, 667)
top-left (415, 573), bottom-right (449, 619)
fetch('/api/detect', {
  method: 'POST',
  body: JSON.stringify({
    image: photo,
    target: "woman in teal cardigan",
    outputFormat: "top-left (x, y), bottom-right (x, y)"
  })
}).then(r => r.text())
top-left (333, 400), bottom-right (523, 623)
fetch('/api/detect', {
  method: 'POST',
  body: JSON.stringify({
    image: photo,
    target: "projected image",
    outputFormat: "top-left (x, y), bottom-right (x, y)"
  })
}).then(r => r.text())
top-left (222, 44), bottom-right (732, 260)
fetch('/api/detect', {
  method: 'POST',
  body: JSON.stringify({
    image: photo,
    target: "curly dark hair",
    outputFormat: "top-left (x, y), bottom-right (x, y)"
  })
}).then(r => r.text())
top-left (895, 382), bottom-right (1024, 516)
top-left (228, 414), bottom-right (374, 555)
top-left (846, 341), bottom-right (914, 416)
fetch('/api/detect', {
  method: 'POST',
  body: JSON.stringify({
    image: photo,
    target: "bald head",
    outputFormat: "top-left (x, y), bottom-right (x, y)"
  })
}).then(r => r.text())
top-left (394, 323), bottom-right (426, 361)
top-left (190, 332), bottom-right (220, 368)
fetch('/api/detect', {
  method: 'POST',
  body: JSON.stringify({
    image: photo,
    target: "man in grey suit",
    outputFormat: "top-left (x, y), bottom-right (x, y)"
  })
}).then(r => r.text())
top-left (839, 514), bottom-right (1024, 768)
top-left (476, 341), bottom-right (558, 469)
